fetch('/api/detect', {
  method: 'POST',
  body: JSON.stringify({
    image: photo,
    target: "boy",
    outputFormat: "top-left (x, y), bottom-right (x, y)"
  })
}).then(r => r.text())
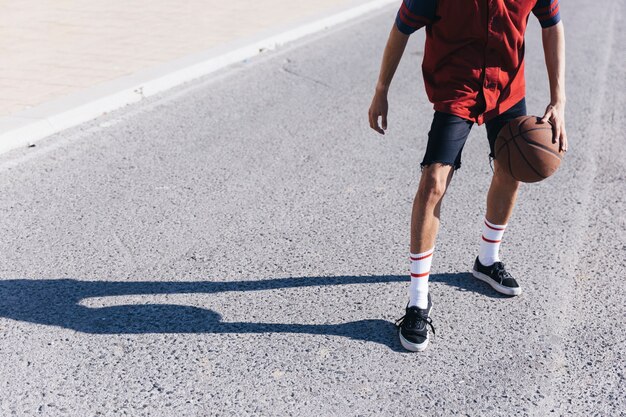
top-left (368, 0), bottom-right (567, 351)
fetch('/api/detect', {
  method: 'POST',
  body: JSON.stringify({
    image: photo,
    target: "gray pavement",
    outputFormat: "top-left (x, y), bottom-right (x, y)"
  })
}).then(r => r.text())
top-left (0, 1), bottom-right (624, 416)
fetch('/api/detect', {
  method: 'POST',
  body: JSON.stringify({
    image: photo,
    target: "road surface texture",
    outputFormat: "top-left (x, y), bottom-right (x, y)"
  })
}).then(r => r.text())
top-left (0, 1), bottom-right (624, 416)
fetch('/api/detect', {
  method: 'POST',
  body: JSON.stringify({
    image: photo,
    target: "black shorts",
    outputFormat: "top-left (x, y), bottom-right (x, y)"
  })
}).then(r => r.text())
top-left (421, 98), bottom-right (527, 170)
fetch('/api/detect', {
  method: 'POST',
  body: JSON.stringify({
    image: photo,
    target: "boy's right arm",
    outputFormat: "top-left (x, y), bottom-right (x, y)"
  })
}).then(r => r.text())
top-left (368, 25), bottom-right (410, 135)
top-left (368, 0), bottom-right (436, 134)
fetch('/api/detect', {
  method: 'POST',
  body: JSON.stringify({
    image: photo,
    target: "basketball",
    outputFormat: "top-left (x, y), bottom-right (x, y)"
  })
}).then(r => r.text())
top-left (494, 115), bottom-right (564, 183)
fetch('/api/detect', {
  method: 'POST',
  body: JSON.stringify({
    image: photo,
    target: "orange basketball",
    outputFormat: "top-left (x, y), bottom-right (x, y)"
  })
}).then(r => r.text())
top-left (494, 115), bottom-right (565, 183)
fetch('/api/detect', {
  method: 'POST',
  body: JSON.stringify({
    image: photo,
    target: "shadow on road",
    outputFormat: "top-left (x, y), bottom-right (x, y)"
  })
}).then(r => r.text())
top-left (430, 271), bottom-right (510, 299)
top-left (0, 272), bottom-right (502, 350)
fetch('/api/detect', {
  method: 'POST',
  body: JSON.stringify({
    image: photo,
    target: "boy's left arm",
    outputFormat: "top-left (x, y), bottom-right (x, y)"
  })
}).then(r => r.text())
top-left (540, 21), bottom-right (567, 152)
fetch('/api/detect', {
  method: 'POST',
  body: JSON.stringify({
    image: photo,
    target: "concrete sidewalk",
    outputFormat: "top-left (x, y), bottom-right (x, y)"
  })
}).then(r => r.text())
top-left (0, 0), bottom-right (369, 118)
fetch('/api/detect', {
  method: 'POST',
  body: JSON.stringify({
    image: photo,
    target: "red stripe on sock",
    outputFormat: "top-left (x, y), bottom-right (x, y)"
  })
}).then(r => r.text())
top-left (411, 271), bottom-right (430, 278)
top-left (410, 252), bottom-right (433, 261)
top-left (484, 220), bottom-right (506, 231)
top-left (482, 235), bottom-right (501, 243)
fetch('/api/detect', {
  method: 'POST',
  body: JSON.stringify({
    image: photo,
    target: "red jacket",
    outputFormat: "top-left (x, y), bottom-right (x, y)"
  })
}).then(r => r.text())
top-left (395, 0), bottom-right (561, 124)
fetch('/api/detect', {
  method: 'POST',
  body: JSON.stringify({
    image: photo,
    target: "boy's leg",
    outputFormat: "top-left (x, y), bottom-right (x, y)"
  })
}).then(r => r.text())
top-left (472, 99), bottom-right (526, 296)
top-left (472, 159), bottom-right (522, 296)
top-left (484, 98), bottom-right (526, 227)
top-left (407, 163), bottom-right (454, 310)
top-left (408, 112), bottom-right (472, 308)
top-left (486, 160), bottom-right (519, 226)
top-left (398, 111), bottom-right (472, 352)
top-left (410, 164), bottom-right (455, 254)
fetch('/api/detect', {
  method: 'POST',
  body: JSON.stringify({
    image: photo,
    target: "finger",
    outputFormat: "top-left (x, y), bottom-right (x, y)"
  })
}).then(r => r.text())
top-left (381, 113), bottom-right (388, 131)
top-left (376, 115), bottom-right (385, 135)
top-left (552, 118), bottom-right (560, 144)
top-left (540, 108), bottom-right (552, 123)
top-left (561, 126), bottom-right (568, 152)
top-left (369, 111), bottom-right (384, 134)
top-left (368, 110), bottom-right (377, 131)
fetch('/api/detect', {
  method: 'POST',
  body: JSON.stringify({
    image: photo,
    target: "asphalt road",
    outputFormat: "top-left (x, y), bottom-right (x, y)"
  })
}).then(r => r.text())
top-left (0, 1), bottom-right (624, 416)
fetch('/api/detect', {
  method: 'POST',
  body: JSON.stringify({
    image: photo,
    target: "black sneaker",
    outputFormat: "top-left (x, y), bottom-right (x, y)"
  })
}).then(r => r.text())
top-left (472, 257), bottom-right (522, 296)
top-left (395, 294), bottom-right (435, 352)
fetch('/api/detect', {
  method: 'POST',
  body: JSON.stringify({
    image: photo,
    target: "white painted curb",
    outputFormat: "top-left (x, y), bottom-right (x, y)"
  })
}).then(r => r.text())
top-left (0, 0), bottom-right (397, 155)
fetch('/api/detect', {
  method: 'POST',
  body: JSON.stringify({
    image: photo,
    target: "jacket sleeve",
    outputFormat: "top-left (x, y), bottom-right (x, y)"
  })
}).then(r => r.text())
top-left (395, 0), bottom-right (437, 35)
top-left (532, 0), bottom-right (561, 28)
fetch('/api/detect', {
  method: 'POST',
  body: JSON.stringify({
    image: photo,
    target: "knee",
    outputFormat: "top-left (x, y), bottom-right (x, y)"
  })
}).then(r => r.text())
top-left (493, 160), bottom-right (520, 189)
top-left (417, 165), bottom-right (451, 205)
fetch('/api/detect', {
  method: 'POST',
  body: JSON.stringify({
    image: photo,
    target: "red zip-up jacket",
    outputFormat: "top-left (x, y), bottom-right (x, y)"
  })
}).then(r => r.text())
top-left (395, 0), bottom-right (561, 124)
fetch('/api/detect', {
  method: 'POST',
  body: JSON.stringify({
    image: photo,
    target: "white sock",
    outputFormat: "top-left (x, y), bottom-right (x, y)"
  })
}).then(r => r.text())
top-left (408, 247), bottom-right (434, 309)
top-left (479, 218), bottom-right (507, 266)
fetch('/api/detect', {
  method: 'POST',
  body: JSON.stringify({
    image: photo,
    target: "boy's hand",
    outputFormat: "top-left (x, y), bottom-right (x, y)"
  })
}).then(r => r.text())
top-left (540, 102), bottom-right (568, 152)
top-left (368, 90), bottom-right (389, 135)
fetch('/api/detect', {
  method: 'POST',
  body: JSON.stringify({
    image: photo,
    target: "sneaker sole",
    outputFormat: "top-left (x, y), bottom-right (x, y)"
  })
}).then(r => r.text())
top-left (471, 269), bottom-right (522, 296)
top-left (399, 330), bottom-right (429, 352)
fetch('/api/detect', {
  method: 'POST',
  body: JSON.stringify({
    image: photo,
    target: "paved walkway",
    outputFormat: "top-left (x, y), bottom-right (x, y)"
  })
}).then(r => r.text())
top-left (0, 0), bottom-right (357, 118)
